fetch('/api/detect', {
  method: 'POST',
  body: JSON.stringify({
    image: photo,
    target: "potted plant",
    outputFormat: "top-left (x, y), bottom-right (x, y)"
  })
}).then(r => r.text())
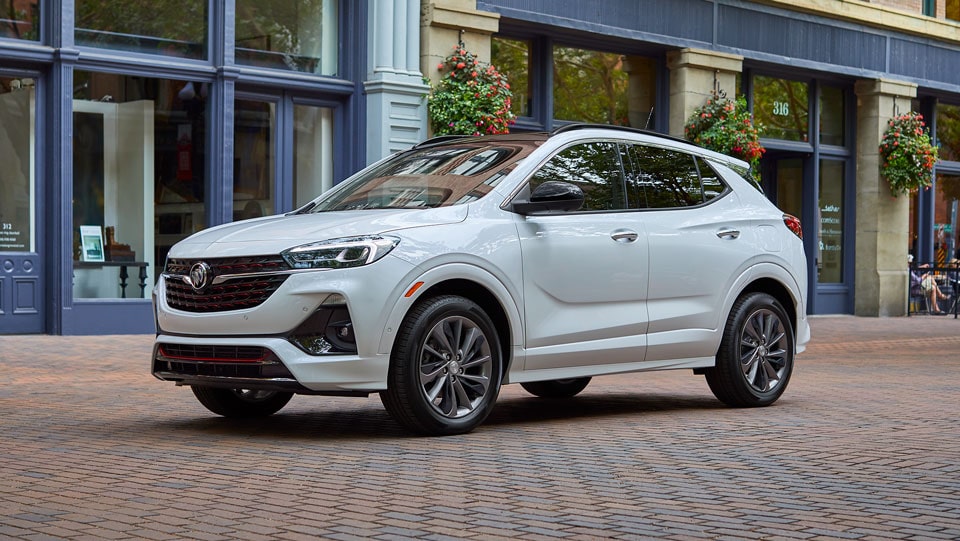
top-left (427, 43), bottom-right (515, 136)
top-left (879, 111), bottom-right (939, 197)
top-left (684, 90), bottom-right (764, 180)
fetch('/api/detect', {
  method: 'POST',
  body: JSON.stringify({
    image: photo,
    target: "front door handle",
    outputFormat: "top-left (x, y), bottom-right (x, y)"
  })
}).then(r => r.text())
top-left (611, 230), bottom-right (639, 243)
top-left (716, 229), bottom-right (740, 240)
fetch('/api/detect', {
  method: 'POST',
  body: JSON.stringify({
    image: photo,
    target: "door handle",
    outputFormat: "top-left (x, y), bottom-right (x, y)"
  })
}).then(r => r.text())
top-left (716, 229), bottom-right (740, 239)
top-left (611, 230), bottom-right (639, 243)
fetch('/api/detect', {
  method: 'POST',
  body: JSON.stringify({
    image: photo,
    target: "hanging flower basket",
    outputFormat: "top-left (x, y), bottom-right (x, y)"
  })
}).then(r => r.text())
top-left (428, 43), bottom-right (515, 136)
top-left (879, 112), bottom-right (938, 197)
top-left (684, 90), bottom-right (764, 179)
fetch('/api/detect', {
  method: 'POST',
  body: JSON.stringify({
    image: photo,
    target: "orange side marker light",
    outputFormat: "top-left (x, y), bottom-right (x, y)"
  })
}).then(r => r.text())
top-left (404, 281), bottom-right (425, 298)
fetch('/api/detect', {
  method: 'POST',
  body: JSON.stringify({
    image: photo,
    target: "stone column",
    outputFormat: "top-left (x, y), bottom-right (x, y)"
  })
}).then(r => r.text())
top-left (854, 79), bottom-right (917, 317)
top-left (622, 56), bottom-right (657, 129)
top-left (666, 48), bottom-right (743, 138)
top-left (420, 0), bottom-right (500, 135)
top-left (364, 0), bottom-right (431, 164)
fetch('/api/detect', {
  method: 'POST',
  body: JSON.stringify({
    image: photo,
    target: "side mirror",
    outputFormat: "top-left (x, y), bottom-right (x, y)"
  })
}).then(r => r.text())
top-left (511, 181), bottom-right (585, 215)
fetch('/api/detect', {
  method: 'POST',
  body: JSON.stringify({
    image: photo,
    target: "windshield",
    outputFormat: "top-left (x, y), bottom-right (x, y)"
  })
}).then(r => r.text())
top-left (305, 139), bottom-right (541, 212)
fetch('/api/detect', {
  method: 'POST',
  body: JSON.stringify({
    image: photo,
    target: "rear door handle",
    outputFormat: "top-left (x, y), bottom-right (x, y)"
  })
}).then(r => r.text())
top-left (611, 230), bottom-right (639, 243)
top-left (716, 229), bottom-right (740, 239)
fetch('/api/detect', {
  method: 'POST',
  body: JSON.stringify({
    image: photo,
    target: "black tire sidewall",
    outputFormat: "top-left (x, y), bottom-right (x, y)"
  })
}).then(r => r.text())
top-left (385, 295), bottom-right (503, 435)
top-left (709, 292), bottom-right (795, 407)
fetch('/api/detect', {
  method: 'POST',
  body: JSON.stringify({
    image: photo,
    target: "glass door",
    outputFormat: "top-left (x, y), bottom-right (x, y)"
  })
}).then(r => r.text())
top-left (0, 75), bottom-right (42, 333)
top-left (762, 153), bottom-right (853, 314)
top-left (233, 92), bottom-right (336, 218)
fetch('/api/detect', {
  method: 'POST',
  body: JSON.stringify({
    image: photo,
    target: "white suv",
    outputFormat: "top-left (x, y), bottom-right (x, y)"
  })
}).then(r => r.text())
top-left (152, 125), bottom-right (810, 435)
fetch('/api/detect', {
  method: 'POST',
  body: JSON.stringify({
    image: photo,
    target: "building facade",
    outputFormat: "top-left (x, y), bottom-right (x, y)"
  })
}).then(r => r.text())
top-left (2, 0), bottom-right (960, 335)
top-left (422, 0), bottom-right (960, 317)
top-left (0, 0), bottom-right (427, 335)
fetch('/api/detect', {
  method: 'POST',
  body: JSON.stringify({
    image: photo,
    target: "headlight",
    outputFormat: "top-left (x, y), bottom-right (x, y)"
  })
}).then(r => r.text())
top-left (281, 235), bottom-right (400, 269)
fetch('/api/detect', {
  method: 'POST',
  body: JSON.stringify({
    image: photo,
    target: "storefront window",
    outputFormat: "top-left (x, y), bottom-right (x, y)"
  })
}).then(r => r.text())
top-left (553, 45), bottom-right (629, 125)
top-left (75, 0), bottom-right (207, 59)
top-left (236, 0), bottom-right (338, 75)
top-left (233, 100), bottom-right (276, 220)
top-left (818, 160), bottom-right (844, 283)
top-left (293, 104), bottom-right (334, 207)
top-left (491, 36), bottom-right (531, 118)
top-left (0, 77), bottom-right (35, 252)
top-left (934, 173), bottom-right (960, 263)
top-left (72, 71), bottom-right (207, 299)
top-left (754, 76), bottom-right (809, 142)
top-left (1, 1), bottom-right (39, 40)
top-left (819, 86), bottom-right (845, 146)
top-left (936, 103), bottom-right (960, 162)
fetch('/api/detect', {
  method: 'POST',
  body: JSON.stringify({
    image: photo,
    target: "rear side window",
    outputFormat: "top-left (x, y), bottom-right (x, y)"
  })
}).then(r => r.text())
top-left (529, 141), bottom-right (626, 211)
top-left (621, 144), bottom-right (727, 209)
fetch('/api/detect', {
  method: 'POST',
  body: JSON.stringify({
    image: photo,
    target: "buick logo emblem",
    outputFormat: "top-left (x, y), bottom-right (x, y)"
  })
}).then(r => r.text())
top-left (187, 262), bottom-right (212, 291)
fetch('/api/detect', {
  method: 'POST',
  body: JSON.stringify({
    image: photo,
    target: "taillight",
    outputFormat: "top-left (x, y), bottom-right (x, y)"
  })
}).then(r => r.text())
top-left (783, 213), bottom-right (803, 239)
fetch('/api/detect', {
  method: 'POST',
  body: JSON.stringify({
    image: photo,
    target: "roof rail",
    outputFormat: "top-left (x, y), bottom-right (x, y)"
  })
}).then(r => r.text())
top-left (412, 134), bottom-right (476, 149)
top-left (551, 123), bottom-right (692, 146)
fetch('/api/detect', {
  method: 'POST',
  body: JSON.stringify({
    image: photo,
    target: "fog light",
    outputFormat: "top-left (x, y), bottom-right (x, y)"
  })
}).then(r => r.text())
top-left (292, 335), bottom-right (334, 355)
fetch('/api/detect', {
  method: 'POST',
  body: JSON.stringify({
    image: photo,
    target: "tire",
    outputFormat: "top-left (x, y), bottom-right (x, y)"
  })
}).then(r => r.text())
top-left (191, 386), bottom-right (293, 418)
top-left (705, 292), bottom-right (795, 407)
top-left (380, 295), bottom-right (503, 436)
top-left (520, 377), bottom-right (591, 398)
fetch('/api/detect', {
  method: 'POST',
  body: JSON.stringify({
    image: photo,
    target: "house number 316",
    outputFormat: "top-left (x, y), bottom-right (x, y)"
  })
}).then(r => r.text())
top-left (773, 101), bottom-right (790, 116)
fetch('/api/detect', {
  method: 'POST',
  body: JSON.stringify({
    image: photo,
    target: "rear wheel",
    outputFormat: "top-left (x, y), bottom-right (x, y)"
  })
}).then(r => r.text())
top-left (380, 295), bottom-right (502, 436)
top-left (705, 292), bottom-right (794, 407)
top-left (520, 377), bottom-right (591, 398)
top-left (191, 386), bottom-right (293, 417)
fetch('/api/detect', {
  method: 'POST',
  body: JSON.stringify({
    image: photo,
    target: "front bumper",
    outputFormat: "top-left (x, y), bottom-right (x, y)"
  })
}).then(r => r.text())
top-left (152, 254), bottom-right (418, 392)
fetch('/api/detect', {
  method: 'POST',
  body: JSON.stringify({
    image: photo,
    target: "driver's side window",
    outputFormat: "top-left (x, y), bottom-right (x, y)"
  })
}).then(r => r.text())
top-left (529, 142), bottom-right (625, 211)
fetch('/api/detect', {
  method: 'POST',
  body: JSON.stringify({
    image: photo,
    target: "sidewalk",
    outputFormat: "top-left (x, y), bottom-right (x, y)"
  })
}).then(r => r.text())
top-left (1, 315), bottom-right (959, 540)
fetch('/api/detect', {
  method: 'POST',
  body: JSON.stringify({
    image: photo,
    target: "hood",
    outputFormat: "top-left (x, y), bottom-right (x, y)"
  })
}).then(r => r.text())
top-left (168, 207), bottom-right (468, 258)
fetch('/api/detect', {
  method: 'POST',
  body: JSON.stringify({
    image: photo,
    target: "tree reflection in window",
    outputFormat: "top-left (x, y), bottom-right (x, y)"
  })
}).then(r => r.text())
top-left (623, 145), bottom-right (706, 209)
top-left (753, 76), bottom-right (809, 142)
top-left (529, 142), bottom-right (625, 211)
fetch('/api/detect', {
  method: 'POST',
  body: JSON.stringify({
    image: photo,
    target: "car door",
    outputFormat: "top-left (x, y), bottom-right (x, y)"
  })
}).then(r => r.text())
top-left (515, 141), bottom-right (649, 371)
top-left (621, 143), bottom-right (756, 362)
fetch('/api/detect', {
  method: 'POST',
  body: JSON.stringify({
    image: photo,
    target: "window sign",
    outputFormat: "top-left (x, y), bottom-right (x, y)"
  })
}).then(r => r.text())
top-left (75, 0), bottom-right (207, 59)
top-left (753, 76), bottom-right (809, 142)
top-left (818, 160), bottom-right (844, 283)
top-left (0, 78), bottom-right (35, 252)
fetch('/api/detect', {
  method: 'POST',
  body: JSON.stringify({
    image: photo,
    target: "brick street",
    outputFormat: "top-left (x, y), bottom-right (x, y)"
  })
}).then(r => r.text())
top-left (2, 315), bottom-right (959, 540)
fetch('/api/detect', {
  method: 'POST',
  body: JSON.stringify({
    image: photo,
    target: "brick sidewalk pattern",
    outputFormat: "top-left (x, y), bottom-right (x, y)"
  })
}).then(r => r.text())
top-left (1, 315), bottom-right (959, 540)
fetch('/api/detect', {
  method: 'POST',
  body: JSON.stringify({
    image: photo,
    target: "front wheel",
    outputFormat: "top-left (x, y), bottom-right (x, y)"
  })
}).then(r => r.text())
top-left (380, 295), bottom-right (502, 436)
top-left (191, 386), bottom-right (293, 418)
top-left (520, 377), bottom-right (591, 398)
top-left (705, 292), bottom-right (794, 407)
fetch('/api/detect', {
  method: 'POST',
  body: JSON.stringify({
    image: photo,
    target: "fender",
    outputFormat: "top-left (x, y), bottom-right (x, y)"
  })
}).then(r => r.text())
top-left (376, 262), bottom-right (525, 368)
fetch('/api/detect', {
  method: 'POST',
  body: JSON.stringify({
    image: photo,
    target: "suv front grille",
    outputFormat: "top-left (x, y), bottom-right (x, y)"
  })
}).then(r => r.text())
top-left (165, 256), bottom-right (290, 312)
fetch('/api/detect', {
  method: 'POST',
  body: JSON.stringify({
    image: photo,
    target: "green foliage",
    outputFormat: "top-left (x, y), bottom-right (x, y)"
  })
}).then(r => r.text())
top-left (552, 47), bottom-right (629, 125)
top-left (428, 44), bottom-right (515, 136)
top-left (684, 91), bottom-right (765, 178)
top-left (880, 112), bottom-right (938, 197)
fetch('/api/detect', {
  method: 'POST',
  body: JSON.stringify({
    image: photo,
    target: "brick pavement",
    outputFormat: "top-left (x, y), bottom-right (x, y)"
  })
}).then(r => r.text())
top-left (1, 315), bottom-right (959, 540)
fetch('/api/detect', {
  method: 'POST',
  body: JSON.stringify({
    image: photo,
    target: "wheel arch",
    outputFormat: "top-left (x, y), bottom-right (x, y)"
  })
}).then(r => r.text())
top-left (379, 264), bottom-right (522, 378)
top-left (737, 277), bottom-right (798, 336)
top-left (413, 279), bottom-right (513, 377)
